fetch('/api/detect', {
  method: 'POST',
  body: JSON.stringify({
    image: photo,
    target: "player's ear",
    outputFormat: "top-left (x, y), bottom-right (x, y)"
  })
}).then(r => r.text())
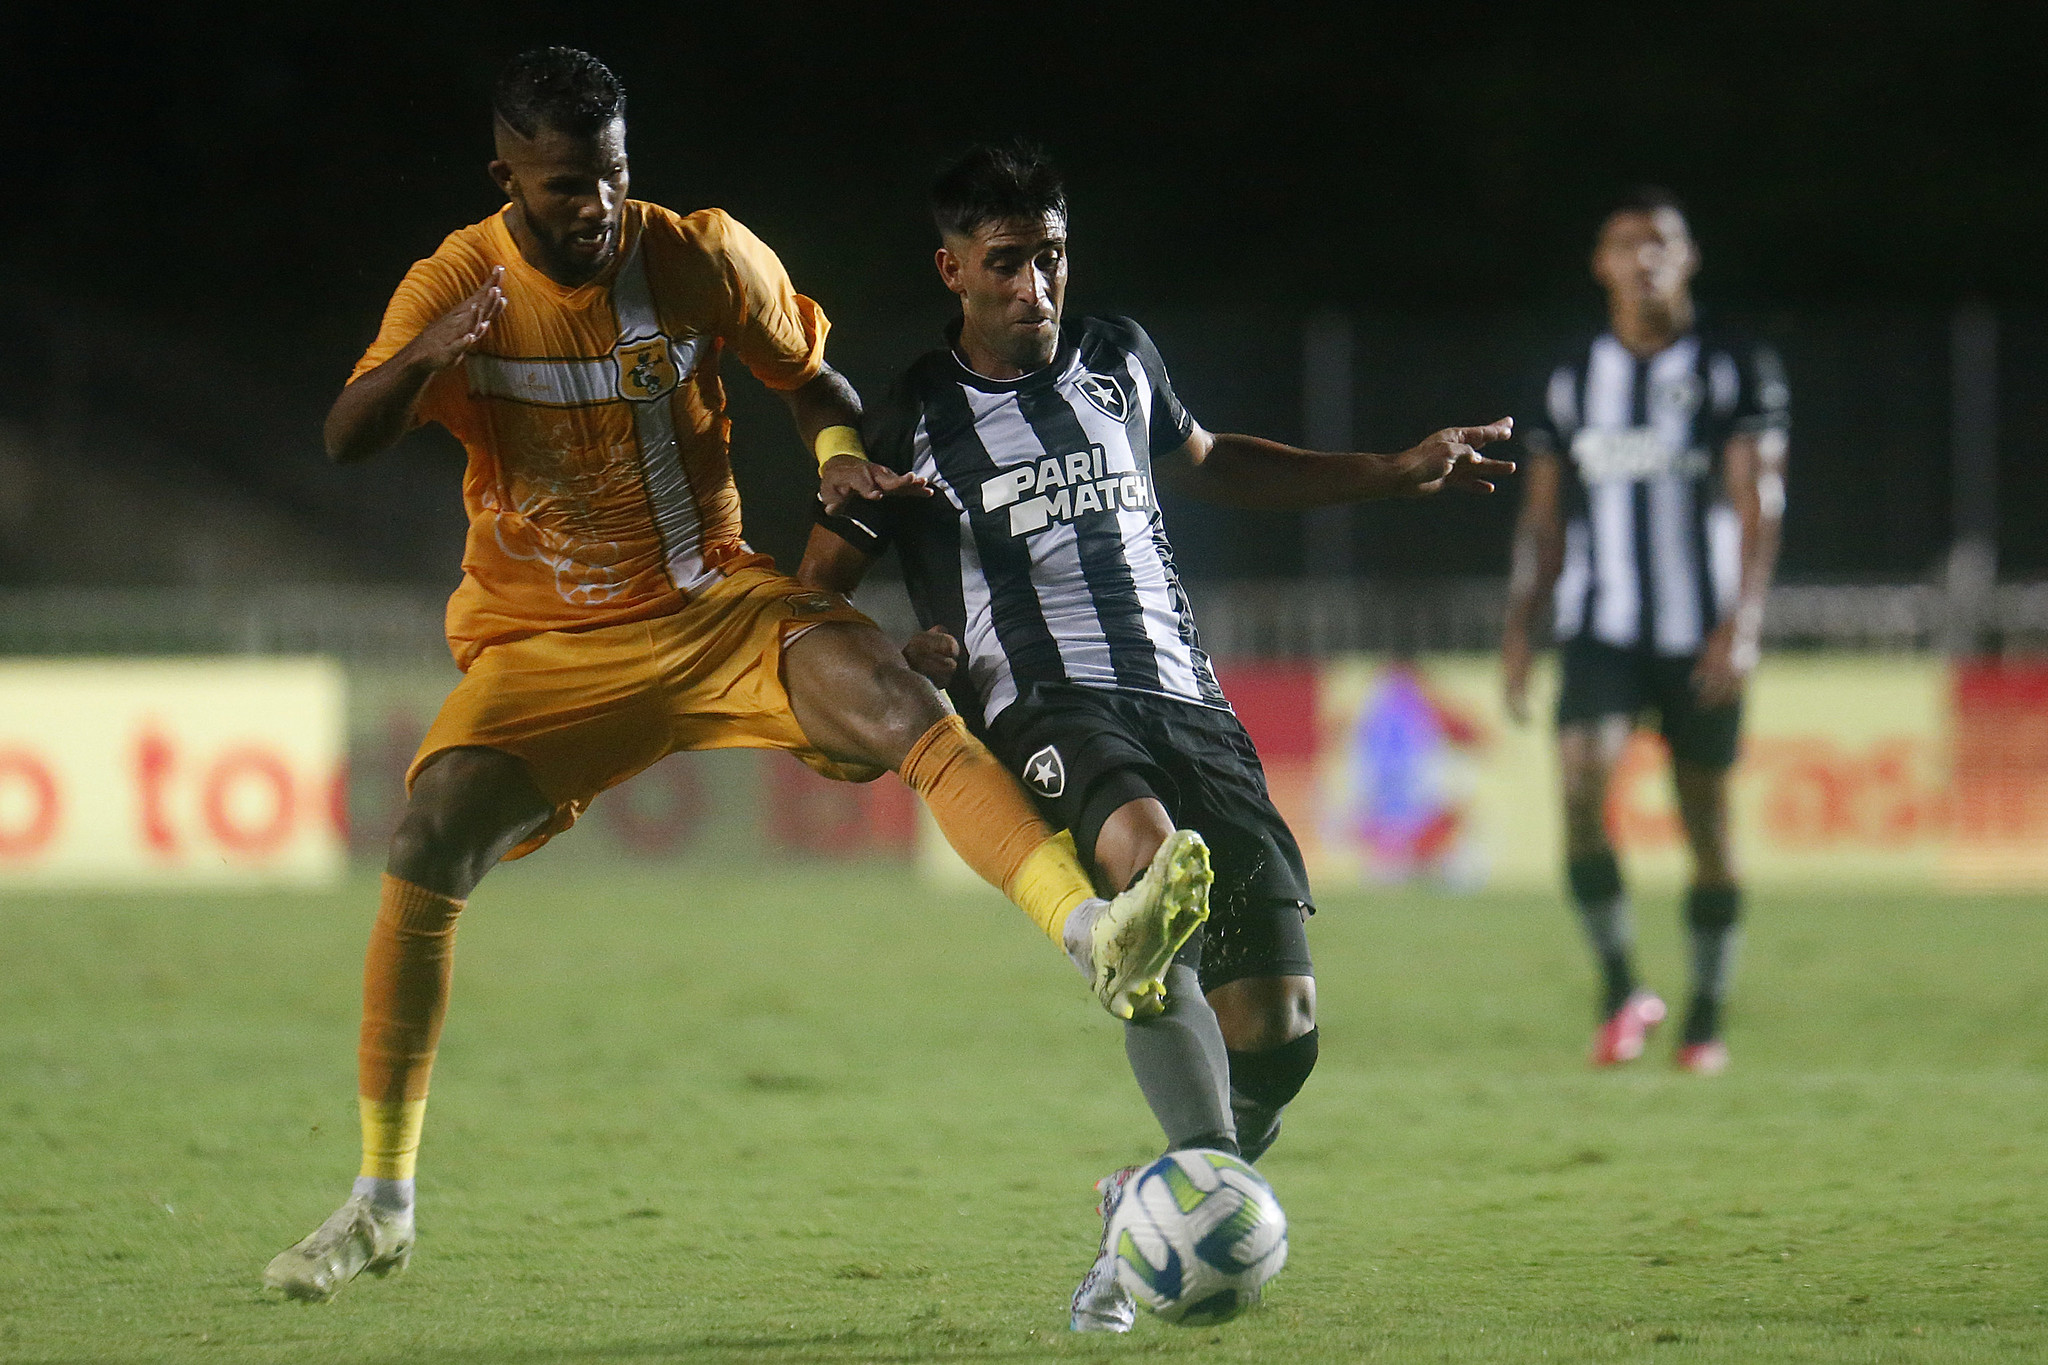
top-left (934, 245), bottom-right (966, 297)
top-left (488, 159), bottom-right (515, 200)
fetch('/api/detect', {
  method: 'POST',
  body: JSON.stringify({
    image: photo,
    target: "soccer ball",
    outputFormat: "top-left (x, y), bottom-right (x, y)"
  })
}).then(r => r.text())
top-left (1107, 1148), bottom-right (1288, 1325)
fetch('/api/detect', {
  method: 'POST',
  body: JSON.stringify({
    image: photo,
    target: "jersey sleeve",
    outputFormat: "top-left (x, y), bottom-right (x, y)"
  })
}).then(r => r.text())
top-left (346, 242), bottom-right (483, 428)
top-left (1521, 361), bottom-right (1576, 458)
top-left (1734, 342), bottom-right (1791, 436)
top-left (1110, 317), bottom-right (1197, 457)
top-left (709, 210), bottom-right (831, 393)
top-left (811, 373), bottom-right (922, 556)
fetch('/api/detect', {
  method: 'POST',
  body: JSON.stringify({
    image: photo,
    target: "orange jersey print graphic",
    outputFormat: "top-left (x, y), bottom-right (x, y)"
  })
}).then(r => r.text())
top-left (351, 202), bottom-right (829, 668)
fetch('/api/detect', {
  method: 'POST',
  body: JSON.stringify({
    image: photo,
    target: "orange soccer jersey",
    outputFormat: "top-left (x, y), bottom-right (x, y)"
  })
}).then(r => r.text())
top-left (352, 201), bottom-right (829, 668)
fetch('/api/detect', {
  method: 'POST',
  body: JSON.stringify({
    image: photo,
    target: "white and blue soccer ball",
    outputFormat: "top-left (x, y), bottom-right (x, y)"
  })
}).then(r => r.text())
top-left (1107, 1148), bottom-right (1288, 1325)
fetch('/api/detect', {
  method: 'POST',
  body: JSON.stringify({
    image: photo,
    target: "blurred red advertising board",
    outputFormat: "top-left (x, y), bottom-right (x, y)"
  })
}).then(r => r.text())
top-left (0, 660), bottom-right (345, 889)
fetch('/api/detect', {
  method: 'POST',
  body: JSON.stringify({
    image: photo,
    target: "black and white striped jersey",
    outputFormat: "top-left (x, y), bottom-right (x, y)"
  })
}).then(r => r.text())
top-left (1525, 329), bottom-right (1789, 656)
top-left (816, 316), bottom-right (1227, 728)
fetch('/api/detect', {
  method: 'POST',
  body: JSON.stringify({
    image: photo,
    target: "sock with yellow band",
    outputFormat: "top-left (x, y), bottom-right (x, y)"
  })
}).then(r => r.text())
top-left (354, 874), bottom-right (465, 1210)
top-left (897, 715), bottom-right (1097, 945)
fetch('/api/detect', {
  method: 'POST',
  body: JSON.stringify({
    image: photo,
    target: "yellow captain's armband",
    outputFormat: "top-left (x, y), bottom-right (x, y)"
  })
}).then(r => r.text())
top-left (814, 424), bottom-right (867, 471)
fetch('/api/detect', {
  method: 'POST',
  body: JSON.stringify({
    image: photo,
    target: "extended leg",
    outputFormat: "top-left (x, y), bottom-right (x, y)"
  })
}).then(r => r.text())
top-left (783, 623), bottom-right (1208, 1019)
top-left (1092, 796), bottom-right (1238, 1153)
top-left (1673, 759), bottom-right (1740, 1060)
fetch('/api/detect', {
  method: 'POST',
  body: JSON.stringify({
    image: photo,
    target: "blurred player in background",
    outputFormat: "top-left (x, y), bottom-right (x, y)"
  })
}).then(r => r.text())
top-left (1501, 188), bottom-right (1790, 1073)
top-left (263, 52), bottom-right (1211, 1303)
top-left (799, 142), bottom-right (1513, 1331)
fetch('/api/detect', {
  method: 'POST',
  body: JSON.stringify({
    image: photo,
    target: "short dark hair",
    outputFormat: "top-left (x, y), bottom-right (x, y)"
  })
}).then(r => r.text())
top-left (493, 47), bottom-right (626, 140)
top-left (930, 141), bottom-right (1067, 241)
top-left (1606, 184), bottom-right (1687, 223)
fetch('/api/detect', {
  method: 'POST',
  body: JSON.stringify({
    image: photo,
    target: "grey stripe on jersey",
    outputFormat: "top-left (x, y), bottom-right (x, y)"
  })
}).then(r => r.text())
top-left (969, 388), bottom-right (1118, 692)
top-left (1553, 332), bottom-right (1746, 656)
top-left (1115, 348), bottom-right (1210, 700)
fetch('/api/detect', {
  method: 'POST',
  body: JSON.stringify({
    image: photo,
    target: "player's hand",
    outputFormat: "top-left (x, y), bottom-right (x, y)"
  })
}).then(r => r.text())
top-left (403, 267), bottom-right (506, 373)
top-left (901, 625), bottom-right (960, 687)
top-left (820, 455), bottom-right (931, 517)
top-left (1395, 419), bottom-right (1517, 496)
top-left (1501, 618), bottom-right (1533, 725)
top-left (1692, 620), bottom-right (1751, 708)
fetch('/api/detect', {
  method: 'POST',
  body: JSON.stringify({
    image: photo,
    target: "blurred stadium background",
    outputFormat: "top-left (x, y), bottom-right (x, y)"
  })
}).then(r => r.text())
top-left (3, 6), bottom-right (2047, 1360)
top-left (0, 6), bottom-right (2043, 892)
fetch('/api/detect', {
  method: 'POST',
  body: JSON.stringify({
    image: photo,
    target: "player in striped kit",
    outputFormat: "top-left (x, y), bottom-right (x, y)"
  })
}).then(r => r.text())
top-left (1502, 188), bottom-right (1790, 1073)
top-left (262, 53), bottom-right (1210, 1303)
top-left (801, 142), bottom-right (1513, 1329)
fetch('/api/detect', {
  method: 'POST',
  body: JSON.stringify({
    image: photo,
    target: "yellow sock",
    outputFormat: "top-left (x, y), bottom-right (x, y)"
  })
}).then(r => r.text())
top-left (898, 716), bottom-right (1097, 945)
top-left (1006, 830), bottom-right (1096, 943)
top-left (357, 874), bottom-right (463, 1182)
top-left (358, 1097), bottom-right (428, 1181)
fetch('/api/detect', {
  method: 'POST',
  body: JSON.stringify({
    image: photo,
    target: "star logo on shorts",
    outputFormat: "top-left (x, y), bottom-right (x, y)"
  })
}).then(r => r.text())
top-left (1024, 744), bottom-right (1066, 798)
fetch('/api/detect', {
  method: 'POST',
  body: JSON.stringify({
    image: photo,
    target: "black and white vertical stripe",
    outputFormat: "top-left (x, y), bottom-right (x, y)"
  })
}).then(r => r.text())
top-left (1542, 331), bottom-right (1785, 656)
top-left (830, 318), bottom-right (1226, 727)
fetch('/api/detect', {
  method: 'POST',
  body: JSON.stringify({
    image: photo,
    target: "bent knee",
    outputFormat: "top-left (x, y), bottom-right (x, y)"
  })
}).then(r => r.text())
top-left (388, 748), bottom-right (551, 893)
top-left (1209, 975), bottom-right (1316, 1053)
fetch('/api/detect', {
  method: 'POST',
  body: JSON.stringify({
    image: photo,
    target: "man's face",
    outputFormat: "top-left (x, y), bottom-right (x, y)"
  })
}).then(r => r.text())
top-left (1592, 207), bottom-right (1697, 316)
top-left (490, 118), bottom-right (629, 285)
top-left (937, 212), bottom-right (1068, 372)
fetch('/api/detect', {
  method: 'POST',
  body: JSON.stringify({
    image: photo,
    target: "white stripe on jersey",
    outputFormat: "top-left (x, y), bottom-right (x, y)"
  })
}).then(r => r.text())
top-left (1648, 474), bottom-right (1702, 653)
top-left (906, 416), bottom-right (1017, 720)
top-left (1113, 350), bottom-right (1203, 699)
top-left (968, 386), bottom-right (1117, 687)
top-left (1589, 481), bottom-right (1639, 646)
top-left (1555, 520), bottom-right (1591, 639)
top-left (466, 353), bottom-right (615, 406)
top-left (612, 241), bottom-right (717, 593)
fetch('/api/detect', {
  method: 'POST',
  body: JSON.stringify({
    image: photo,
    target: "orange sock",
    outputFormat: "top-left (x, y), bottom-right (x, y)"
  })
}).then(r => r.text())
top-left (899, 715), bottom-right (1097, 943)
top-left (356, 874), bottom-right (464, 1179)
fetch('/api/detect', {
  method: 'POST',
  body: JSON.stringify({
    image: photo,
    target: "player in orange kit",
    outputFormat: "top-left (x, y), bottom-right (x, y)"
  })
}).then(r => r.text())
top-left (261, 48), bottom-right (1211, 1303)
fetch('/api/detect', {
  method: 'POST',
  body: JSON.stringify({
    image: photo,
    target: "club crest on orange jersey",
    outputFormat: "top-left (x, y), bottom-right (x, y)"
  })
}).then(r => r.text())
top-left (615, 336), bottom-right (680, 402)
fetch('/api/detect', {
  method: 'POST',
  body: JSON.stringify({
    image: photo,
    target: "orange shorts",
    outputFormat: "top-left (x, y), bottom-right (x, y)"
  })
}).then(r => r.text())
top-left (410, 564), bottom-right (881, 857)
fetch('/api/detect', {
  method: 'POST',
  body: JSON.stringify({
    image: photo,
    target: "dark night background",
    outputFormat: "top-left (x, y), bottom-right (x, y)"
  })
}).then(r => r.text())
top-left (0, 2), bottom-right (2041, 592)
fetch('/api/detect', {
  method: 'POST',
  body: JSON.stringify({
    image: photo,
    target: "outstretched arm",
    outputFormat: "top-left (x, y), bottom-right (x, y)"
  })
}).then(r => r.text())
top-left (1160, 420), bottom-right (1515, 509)
top-left (325, 267), bottom-right (505, 464)
top-left (1693, 430), bottom-right (1786, 707)
top-left (1501, 449), bottom-right (1564, 724)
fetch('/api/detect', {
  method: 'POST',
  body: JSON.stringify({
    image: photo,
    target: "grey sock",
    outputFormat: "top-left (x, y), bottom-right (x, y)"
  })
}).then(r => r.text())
top-left (1123, 964), bottom-right (1236, 1152)
top-left (1567, 851), bottom-right (1637, 1016)
top-left (1571, 895), bottom-right (1638, 1017)
top-left (1684, 885), bottom-right (1743, 1044)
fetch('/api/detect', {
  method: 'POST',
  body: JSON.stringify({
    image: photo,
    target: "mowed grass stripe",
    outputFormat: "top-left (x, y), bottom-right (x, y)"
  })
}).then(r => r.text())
top-left (1, 867), bottom-right (2043, 1363)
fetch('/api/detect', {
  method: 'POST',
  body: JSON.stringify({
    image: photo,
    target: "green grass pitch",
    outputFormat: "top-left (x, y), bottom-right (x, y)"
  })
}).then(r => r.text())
top-left (3, 865), bottom-right (2044, 1363)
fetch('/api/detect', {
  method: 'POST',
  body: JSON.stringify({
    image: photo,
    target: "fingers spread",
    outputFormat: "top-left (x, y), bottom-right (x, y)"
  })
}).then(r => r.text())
top-left (1455, 418), bottom-right (1515, 447)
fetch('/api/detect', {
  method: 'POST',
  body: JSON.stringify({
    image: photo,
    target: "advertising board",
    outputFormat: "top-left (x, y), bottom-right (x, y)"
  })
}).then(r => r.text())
top-left (0, 659), bottom-right (345, 888)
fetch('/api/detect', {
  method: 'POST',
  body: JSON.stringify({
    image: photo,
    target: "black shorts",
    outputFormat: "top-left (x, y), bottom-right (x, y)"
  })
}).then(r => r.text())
top-left (1555, 638), bottom-right (1743, 769)
top-left (985, 682), bottom-right (1314, 992)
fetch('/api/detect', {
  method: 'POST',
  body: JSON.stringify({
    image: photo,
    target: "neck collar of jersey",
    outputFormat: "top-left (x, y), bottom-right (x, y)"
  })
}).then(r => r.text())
top-left (943, 316), bottom-right (1080, 394)
top-left (491, 203), bottom-right (639, 300)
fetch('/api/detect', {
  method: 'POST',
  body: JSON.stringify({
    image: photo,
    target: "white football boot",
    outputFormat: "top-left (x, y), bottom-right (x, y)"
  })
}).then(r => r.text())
top-left (1082, 829), bottom-right (1211, 1021)
top-left (262, 1194), bottom-right (414, 1302)
top-left (1068, 1165), bottom-right (1140, 1332)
